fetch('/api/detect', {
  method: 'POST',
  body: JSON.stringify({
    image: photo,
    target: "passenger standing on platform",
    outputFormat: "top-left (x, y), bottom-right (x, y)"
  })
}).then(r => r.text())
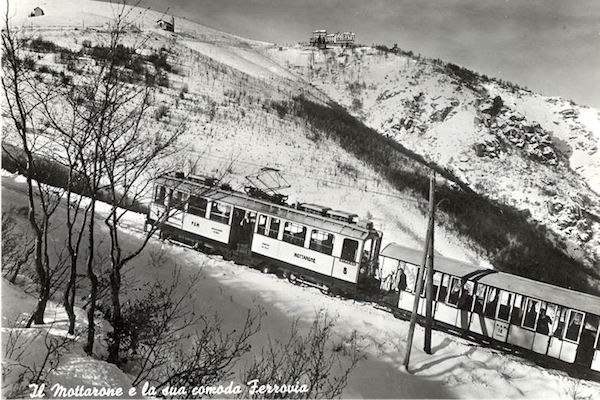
top-left (396, 268), bottom-right (407, 292)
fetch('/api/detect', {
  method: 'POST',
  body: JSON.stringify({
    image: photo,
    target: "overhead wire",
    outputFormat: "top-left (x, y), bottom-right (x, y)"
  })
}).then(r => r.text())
top-left (177, 147), bottom-right (429, 204)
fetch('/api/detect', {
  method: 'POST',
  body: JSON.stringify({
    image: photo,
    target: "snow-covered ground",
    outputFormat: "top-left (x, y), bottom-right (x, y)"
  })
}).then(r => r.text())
top-left (3, 0), bottom-right (600, 396)
top-left (3, 172), bottom-right (600, 399)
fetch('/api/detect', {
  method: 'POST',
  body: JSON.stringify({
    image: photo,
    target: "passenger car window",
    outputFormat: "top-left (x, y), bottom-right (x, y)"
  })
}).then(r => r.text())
top-left (510, 294), bottom-right (523, 324)
top-left (340, 238), bottom-right (358, 262)
top-left (282, 222), bottom-right (306, 246)
top-left (155, 185), bottom-right (166, 203)
top-left (484, 288), bottom-right (498, 318)
top-left (209, 201), bottom-right (231, 224)
top-left (522, 298), bottom-right (540, 329)
top-left (447, 277), bottom-right (461, 306)
top-left (171, 190), bottom-right (188, 211)
top-left (496, 291), bottom-right (513, 322)
top-left (309, 230), bottom-right (334, 255)
top-left (536, 302), bottom-right (553, 335)
top-left (257, 215), bottom-right (268, 235)
top-left (188, 196), bottom-right (208, 217)
top-left (472, 284), bottom-right (486, 314)
top-left (437, 274), bottom-right (449, 302)
top-left (268, 218), bottom-right (280, 239)
top-left (552, 307), bottom-right (567, 338)
top-left (565, 310), bottom-right (584, 342)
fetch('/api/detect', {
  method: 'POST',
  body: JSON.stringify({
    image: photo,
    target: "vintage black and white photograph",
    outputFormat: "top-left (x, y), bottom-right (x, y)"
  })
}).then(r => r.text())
top-left (1, 0), bottom-right (599, 398)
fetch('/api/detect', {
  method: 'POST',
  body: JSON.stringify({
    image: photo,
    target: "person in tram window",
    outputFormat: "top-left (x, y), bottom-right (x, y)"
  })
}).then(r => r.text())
top-left (566, 312), bottom-right (583, 341)
top-left (396, 268), bottom-right (407, 292)
top-left (536, 308), bottom-right (552, 335)
top-left (448, 279), bottom-right (461, 305)
top-left (523, 301), bottom-right (538, 328)
top-left (458, 283), bottom-right (473, 311)
top-left (473, 296), bottom-right (484, 314)
top-left (484, 289), bottom-right (498, 318)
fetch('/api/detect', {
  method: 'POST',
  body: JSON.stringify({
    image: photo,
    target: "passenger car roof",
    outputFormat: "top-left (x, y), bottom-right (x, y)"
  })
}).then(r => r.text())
top-left (380, 243), bottom-right (600, 315)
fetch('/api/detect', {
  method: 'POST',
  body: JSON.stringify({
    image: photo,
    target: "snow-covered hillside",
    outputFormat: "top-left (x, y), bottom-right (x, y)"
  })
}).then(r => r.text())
top-left (263, 45), bottom-right (600, 273)
top-left (4, 0), bottom-right (600, 396)
top-left (3, 172), bottom-right (600, 399)
top-left (2, 0), bottom-right (493, 268)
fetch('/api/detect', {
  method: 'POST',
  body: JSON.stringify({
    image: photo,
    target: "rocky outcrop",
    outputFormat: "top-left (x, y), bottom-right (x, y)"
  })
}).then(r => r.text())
top-left (475, 97), bottom-right (559, 166)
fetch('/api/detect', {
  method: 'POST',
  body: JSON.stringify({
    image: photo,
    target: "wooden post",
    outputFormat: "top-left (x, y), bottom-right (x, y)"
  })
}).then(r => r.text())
top-left (403, 171), bottom-right (435, 370)
top-left (424, 172), bottom-right (436, 354)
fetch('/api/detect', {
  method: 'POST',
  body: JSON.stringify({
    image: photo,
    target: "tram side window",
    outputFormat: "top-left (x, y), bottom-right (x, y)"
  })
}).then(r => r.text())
top-left (268, 218), bottom-right (280, 239)
top-left (496, 291), bottom-right (513, 322)
top-left (171, 191), bottom-right (188, 211)
top-left (209, 201), bottom-right (231, 224)
top-left (472, 284), bottom-right (486, 314)
top-left (522, 298), bottom-right (540, 330)
top-left (188, 196), bottom-right (208, 217)
top-left (309, 230), bottom-right (334, 255)
top-left (565, 310), bottom-right (584, 342)
top-left (155, 186), bottom-right (166, 204)
top-left (257, 215), bottom-right (268, 235)
top-left (283, 222), bottom-right (307, 247)
top-left (484, 288), bottom-right (498, 318)
top-left (340, 239), bottom-right (358, 262)
top-left (510, 294), bottom-right (523, 325)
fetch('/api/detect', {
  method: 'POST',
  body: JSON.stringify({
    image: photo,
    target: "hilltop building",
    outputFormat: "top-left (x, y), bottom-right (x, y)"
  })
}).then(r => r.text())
top-left (156, 16), bottom-right (175, 32)
top-left (310, 30), bottom-right (355, 48)
top-left (29, 7), bottom-right (44, 17)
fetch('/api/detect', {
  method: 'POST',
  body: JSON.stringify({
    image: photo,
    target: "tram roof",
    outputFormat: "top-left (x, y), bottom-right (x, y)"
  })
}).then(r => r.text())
top-left (380, 243), bottom-right (600, 315)
top-left (157, 176), bottom-right (373, 239)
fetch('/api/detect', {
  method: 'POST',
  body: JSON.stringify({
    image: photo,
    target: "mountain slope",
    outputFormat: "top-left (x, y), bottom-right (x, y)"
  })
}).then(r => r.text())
top-left (263, 45), bottom-right (600, 278)
top-left (3, 0), bottom-right (598, 294)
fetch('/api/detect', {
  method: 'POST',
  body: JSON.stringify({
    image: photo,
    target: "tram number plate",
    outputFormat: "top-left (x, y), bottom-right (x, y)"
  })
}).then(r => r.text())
top-left (493, 321), bottom-right (509, 341)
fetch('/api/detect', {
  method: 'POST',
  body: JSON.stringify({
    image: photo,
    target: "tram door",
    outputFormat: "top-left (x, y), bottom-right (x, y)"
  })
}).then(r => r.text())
top-left (230, 208), bottom-right (256, 251)
top-left (575, 314), bottom-right (599, 368)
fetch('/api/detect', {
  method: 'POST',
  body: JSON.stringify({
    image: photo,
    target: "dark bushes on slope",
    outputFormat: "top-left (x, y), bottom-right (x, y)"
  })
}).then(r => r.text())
top-left (281, 96), bottom-right (598, 295)
top-left (2, 142), bottom-right (146, 214)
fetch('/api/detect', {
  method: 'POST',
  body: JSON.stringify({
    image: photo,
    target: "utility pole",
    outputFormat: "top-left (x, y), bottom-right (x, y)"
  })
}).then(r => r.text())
top-left (424, 171), bottom-right (436, 354)
top-left (403, 170), bottom-right (436, 370)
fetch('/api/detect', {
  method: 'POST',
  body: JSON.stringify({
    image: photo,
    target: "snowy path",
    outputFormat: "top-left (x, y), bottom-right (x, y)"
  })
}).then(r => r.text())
top-left (2, 174), bottom-right (600, 399)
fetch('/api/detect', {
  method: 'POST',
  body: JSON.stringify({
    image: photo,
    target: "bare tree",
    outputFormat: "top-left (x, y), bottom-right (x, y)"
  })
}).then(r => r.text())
top-left (1, 208), bottom-right (35, 284)
top-left (69, 5), bottom-right (188, 363)
top-left (1, 7), bottom-right (69, 326)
